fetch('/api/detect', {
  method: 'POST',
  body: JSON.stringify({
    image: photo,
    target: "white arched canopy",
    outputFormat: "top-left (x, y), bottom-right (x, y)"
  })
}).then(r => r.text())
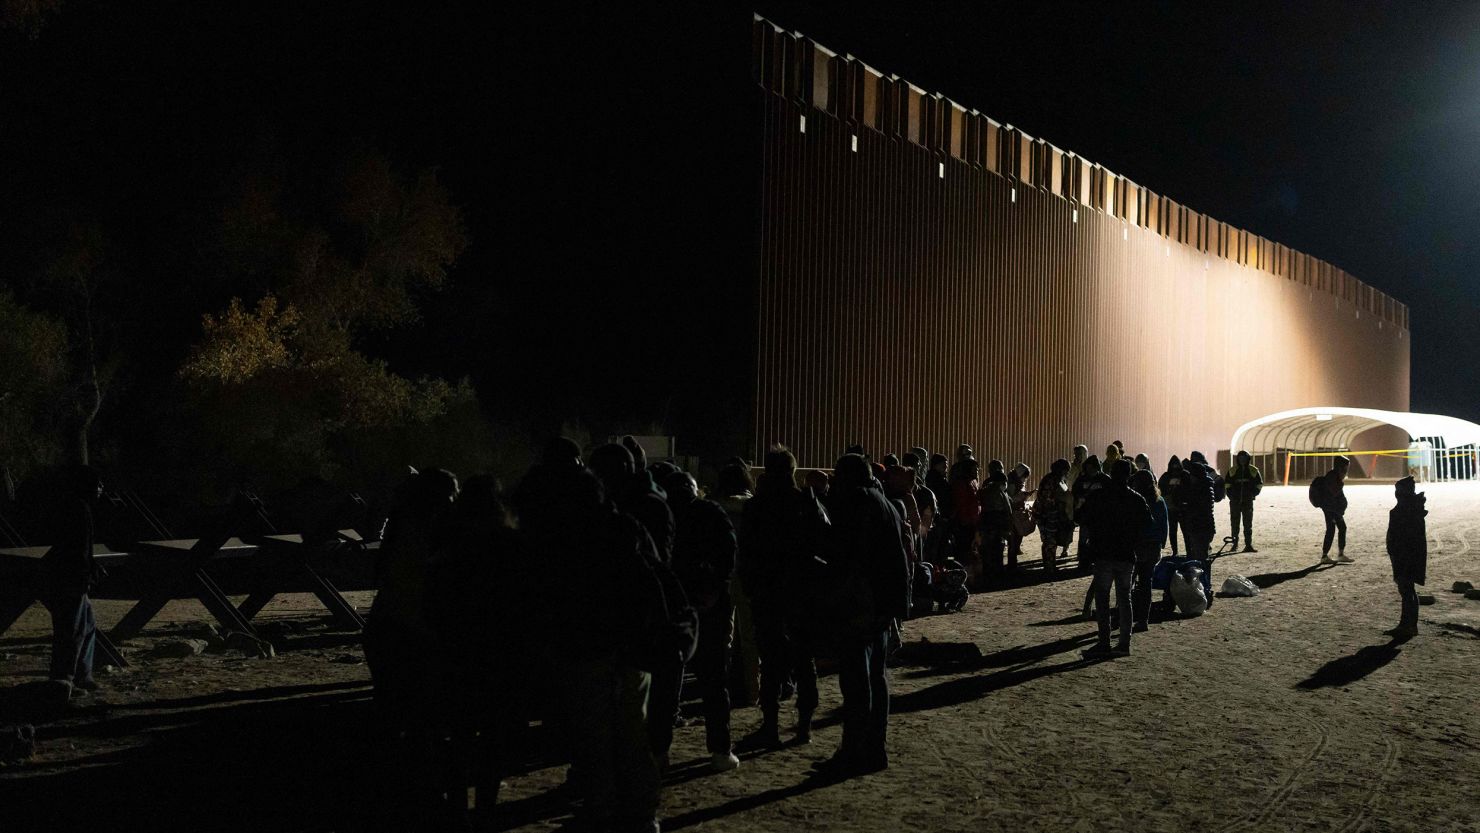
top-left (1230, 407), bottom-right (1480, 455)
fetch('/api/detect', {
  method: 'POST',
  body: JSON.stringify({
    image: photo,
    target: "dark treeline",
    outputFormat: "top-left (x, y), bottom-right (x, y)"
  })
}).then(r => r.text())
top-left (0, 3), bottom-right (758, 515)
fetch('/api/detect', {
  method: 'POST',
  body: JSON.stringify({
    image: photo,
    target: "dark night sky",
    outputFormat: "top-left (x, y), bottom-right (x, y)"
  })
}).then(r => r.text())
top-left (1, 1), bottom-right (1476, 459)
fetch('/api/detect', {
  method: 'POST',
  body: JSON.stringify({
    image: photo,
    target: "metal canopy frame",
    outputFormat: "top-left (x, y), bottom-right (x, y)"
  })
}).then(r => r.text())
top-left (1230, 407), bottom-right (1480, 455)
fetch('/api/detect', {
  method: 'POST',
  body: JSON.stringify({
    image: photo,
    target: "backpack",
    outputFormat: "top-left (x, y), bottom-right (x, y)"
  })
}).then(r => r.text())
top-left (1307, 474), bottom-right (1326, 508)
top-left (1208, 465), bottom-right (1227, 503)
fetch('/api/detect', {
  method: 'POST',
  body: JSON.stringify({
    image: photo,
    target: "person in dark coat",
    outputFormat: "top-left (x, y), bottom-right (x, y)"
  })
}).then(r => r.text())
top-left (665, 471), bottom-right (741, 771)
top-left (739, 445), bottom-right (828, 748)
top-left (976, 468), bottom-right (1012, 584)
top-left (1074, 456), bottom-right (1111, 617)
top-left (1317, 456), bottom-right (1353, 564)
top-left (1385, 476), bottom-right (1427, 637)
top-left (1128, 469), bottom-right (1168, 632)
top-left (815, 454), bottom-right (909, 778)
top-left (39, 465), bottom-right (105, 699)
top-left (1223, 450), bottom-right (1263, 552)
top-left (522, 465), bottom-right (667, 833)
top-left (1078, 460), bottom-right (1151, 657)
top-left (1177, 452), bottom-right (1217, 562)
top-left (1157, 456), bottom-right (1185, 557)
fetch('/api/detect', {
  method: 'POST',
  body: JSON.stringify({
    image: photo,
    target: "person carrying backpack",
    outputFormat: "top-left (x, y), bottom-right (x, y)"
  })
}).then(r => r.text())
top-left (1157, 456), bottom-right (1185, 557)
top-left (1223, 450), bottom-right (1263, 552)
top-left (1314, 456), bottom-right (1354, 564)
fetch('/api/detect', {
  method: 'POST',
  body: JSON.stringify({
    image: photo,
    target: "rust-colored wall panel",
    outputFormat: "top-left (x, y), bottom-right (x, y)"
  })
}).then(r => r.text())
top-left (751, 22), bottom-right (1409, 469)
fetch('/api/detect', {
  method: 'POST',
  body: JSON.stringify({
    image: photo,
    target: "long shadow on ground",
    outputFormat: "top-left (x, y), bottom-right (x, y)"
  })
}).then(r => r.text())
top-left (1246, 562), bottom-right (1336, 590)
top-left (1295, 635), bottom-right (1411, 690)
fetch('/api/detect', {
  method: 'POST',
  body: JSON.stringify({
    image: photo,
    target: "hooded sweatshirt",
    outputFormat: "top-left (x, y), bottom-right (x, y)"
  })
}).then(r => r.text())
top-left (1386, 491), bottom-right (1428, 584)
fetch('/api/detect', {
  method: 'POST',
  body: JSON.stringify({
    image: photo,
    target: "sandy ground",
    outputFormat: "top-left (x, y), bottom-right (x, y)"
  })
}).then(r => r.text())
top-left (2, 483), bottom-right (1478, 832)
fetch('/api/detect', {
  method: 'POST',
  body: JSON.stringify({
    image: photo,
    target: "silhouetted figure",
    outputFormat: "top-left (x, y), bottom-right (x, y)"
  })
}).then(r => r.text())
top-left (946, 454), bottom-right (980, 573)
top-left (365, 467), bottom-right (460, 827)
top-left (739, 445), bottom-right (828, 748)
top-left (367, 467), bottom-right (460, 726)
top-left (521, 465), bottom-right (666, 833)
top-left (1157, 456), bottom-right (1185, 557)
top-left (1034, 459), bottom-right (1072, 572)
top-left (1133, 453), bottom-right (1151, 473)
top-left (814, 454), bottom-right (909, 778)
top-left (976, 468), bottom-right (1011, 584)
top-left (38, 465), bottom-right (105, 700)
top-left (922, 453), bottom-right (950, 561)
top-left (1074, 456), bottom-right (1111, 616)
top-left (1386, 476), bottom-right (1427, 637)
top-left (1316, 456), bottom-right (1353, 564)
top-left (1064, 444), bottom-right (1089, 562)
top-left (1079, 460), bottom-right (1151, 658)
top-left (589, 444), bottom-right (674, 565)
top-left (590, 444), bottom-right (687, 772)
top-left (903, 451), bottom-right (937, 548)
top-left (1224, 450), bottom-right (1263, 552)
top-left (426, 475), bottom-right (525, 814)
top-left (714, 462), bottom-right (760, 708)
top-left (1128, 469), bottom-right (1168, 632)
top-left (1005, 463), bottom-right (1034, 569)
top-left (665, 471), bottom-right (741, 772)
top-left (1177, 452), bottom-right (1218, 562)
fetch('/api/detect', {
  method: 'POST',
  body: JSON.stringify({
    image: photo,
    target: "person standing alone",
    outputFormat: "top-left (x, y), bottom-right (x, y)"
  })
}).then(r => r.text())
top-left (1315, 456), bottom-right (1353, 564)
top-left (1385, 476), bottom-right (1427, 637)
top-left (1223, 450), bottom-right (1263, 552)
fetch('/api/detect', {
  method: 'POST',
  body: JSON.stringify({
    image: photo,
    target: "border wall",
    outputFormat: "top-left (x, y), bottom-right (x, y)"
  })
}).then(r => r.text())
top-left (751, 16), bottom-right (1410, 471)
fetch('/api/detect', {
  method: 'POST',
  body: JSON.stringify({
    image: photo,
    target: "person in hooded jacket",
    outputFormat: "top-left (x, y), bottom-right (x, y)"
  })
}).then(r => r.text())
top-left (1223, 450), bottom-right (1263, 552)
top-left (521, 465), bottom-right (667, 833)
top-left (1034, 459), bottom-right (1072, 572)
top-left (1005, 463), bottom-right (1035, 571)
top-left (739, 445), bottom-right (829, 748)
top-left (1177, 452), bottom-right (1219, 604)
top-left (816, 454), bottom-right (910, 778)
top-left (1128, 469), bottom-right (1168, 632)
top-left (923, 453), bottom-right (950, 562)
top-left (1386, 476), bottom-right (1427, 637)
top-left (947, 455), bottom-right (981, 576)
top-left (1079, 460), bottom-right (1151, 657)
top-left (589, 444), bottom-right (674, 565)
top-left (976, 468), bottom-right (1012, 584)
top-left (665, 471), bottom-right (741, 772)
top-left (1157, 456), bottom-right (1185, 557)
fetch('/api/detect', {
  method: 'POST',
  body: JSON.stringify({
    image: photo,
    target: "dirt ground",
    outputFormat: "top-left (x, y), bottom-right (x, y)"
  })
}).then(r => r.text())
top-left (2, 483), bottom-right (1478, 832)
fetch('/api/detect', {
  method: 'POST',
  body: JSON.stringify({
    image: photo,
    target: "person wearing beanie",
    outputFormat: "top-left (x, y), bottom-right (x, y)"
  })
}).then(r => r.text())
top-left (1385, 476), bottom-right (1427, 637)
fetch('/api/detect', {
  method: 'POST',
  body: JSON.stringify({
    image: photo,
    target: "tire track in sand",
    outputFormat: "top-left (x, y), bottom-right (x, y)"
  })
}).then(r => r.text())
top-left (1334, 735), bottom-right (1400, 833)
top-left (1218, 714), bottom-right (1331, 833)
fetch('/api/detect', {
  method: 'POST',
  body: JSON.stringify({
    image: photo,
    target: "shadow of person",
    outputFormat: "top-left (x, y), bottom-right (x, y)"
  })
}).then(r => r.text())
top-left (1247, 562), bottom-right (1336, 590)
top-left (1295, 635), bottom-right (1411, 690)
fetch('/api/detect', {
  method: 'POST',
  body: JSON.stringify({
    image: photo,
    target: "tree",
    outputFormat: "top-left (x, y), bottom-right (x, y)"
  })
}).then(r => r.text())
top-left (0, 290), bottom-right (69, 493)
top-left (175, 148), bottom-right (493, 495)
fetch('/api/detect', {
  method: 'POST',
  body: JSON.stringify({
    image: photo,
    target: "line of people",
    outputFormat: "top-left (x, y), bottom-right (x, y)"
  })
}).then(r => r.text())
top-left (364, 439), bottom-right (908, 832)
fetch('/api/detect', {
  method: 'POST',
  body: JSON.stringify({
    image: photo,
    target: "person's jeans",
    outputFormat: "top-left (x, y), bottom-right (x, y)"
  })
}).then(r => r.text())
top-left (1131, 543), bottom-right (1160, 627)
top-left (1165, 509), bottom-right (1181, 556)
top-left (1230, 501), bottom-right (1254, 546)
top-left (561, 655), bottom-right (660, 830)
top-left (1092, 560), bottom-right (1134, 649)
top-left (754, 598), bottom-right (818, 730)
top-left (1396, 578), bottom-right (1419, 630)
top-left (693, 593), bottom-right (735, 754)
top-left (837, 626), bottom-right (890, 764)
top-left (43, 592), bottom-right (97, 683)
top-left (1322, 509), bottom-right (1347, 555)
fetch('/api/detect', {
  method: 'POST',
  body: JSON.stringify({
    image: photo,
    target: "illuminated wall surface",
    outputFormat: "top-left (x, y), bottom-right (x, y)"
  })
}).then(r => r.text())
top-left (751, 18), bottom-right (1410, 470)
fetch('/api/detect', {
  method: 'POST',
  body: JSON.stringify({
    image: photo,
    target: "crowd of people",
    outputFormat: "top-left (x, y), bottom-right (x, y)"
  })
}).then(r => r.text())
top-left (14, 437), bottom-right (1430, 832)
